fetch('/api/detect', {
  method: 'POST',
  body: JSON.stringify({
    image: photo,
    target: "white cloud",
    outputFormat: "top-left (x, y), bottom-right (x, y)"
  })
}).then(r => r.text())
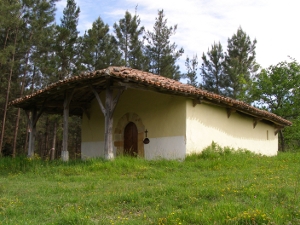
top-left (56, 0), bottom-right (300, 70)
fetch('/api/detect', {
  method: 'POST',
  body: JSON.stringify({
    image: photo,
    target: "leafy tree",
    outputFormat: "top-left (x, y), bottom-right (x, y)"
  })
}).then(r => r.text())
top-left (113, 10), bottom-right (145, 69)
top-left (81, 17), bottom-right (122, 71)
top-left (145, 9), bottom-right (184, 80)
top-left (223, 27), bottom-right (259, 101)
top-left (251, 59), bottom-right (300, 151)
top-left (184, 55), bottom-right (198, 87)
top-left (55, 0), bottom-right (80, 79)
top-left (200, 42), bottom-right (225, 95)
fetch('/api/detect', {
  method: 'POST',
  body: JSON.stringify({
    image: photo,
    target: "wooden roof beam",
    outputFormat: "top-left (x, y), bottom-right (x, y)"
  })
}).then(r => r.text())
top-left (44, 101), bottom-right (89, 109)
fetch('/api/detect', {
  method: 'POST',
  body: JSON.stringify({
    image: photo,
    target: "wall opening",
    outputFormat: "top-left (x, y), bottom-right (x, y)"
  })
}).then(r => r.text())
top-left (124, 122), bottom-right (138, 156)
top-left (114, 112), bottom-right (145, 157)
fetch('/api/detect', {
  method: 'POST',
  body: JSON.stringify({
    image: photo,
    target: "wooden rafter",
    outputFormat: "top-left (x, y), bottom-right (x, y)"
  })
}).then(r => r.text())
top-left (43, 101), bottom-right (89, 108)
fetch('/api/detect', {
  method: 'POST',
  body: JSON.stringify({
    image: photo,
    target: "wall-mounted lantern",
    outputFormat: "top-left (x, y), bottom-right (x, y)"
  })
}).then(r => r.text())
top-left (143, 129), bottom-right (150, 144)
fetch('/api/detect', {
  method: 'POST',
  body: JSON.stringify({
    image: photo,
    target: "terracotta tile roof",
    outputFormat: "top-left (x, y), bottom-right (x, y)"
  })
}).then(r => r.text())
top-left (10, 66), bottom-right (292, 127)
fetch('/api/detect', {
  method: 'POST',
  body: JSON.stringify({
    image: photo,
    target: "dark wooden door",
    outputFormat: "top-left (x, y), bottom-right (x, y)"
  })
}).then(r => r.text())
top-left (124, 122), bottom-right (138, 156)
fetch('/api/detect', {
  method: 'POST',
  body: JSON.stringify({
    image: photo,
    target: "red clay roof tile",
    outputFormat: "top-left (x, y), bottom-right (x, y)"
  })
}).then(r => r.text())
top-left (10, 66), bottom-right (292, 127)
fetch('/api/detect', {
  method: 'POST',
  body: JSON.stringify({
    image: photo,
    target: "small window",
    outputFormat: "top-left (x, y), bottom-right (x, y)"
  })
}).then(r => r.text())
top-left (267, 130), bottom-right (269, 140)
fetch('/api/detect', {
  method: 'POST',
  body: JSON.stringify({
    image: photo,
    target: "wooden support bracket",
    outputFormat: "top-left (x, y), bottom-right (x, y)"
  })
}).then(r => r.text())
top-left (111, 87), bottom-right (125, 116)
top-left (226, 108), bottom-right (236, 118)
top-left (90, 85), bottom-right (106, 115)
top-left (253, 118), bottom-right (262, 128)
top-left (274, 126), bottom-right (283, 136)
top-left (90, 81), bottom-right (125, 160)
top-left (193, 98), bottom-right (202, 107)
top-left (82, 108), bottom-right (90, 120)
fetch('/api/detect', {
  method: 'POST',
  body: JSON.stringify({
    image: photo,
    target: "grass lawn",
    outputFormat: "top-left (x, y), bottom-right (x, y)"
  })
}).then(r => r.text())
top-left (0, 148), bottom-right (299, 224)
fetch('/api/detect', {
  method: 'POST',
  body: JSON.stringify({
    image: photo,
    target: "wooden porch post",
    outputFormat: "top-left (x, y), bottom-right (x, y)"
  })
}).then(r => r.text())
top-left (105, 83), bottom-right (114, 159)
top-left (61, 90), bottom-right (74, 161)
top-left (90, 79), bottom-right (124, 160)
top-left (26, 108), bottom-right (43, 158)
top-left (27, 109), bottom-right (36, 158)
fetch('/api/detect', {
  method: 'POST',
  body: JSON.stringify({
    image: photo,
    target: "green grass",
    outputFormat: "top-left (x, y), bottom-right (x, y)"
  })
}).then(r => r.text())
top-left (0, 148), bottom-right (299, 225)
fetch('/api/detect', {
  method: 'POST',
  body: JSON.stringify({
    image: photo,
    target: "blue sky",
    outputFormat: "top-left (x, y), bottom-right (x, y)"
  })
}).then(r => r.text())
top-left (55, 0), bottom-right (300, 72)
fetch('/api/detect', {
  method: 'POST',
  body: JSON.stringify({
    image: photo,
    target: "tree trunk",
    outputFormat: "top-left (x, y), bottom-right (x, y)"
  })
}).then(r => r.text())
top-left (12, 36), bottom-right (33, 157)
top-left (12, 108), bottom-right (21, 157)
top-left (0, 28), bottom-right (10, 68)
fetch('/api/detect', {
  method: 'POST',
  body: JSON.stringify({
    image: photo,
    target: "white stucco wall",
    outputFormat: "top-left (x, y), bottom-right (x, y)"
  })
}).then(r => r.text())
top-left (81, 88), bottom-right (186, 159)
top-left (81, 88), bottom-right (279, 159)
top-left (186, 100), bottom-right (278, 156)
top-left (81, 141), bottom-right (105, 159)
top-left (144, 136), bottom-right (186, 160)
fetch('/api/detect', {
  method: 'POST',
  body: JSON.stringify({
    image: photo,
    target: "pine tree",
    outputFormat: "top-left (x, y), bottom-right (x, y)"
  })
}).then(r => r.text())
top-left (184, 55), bottom-right (198, 87)
top-left (200, 42), bottom-right (225, 95)
top-left (11, 0), bottom-right (57, 156)
top-left (81, 17), bottom-right (122, 71)
top-left (223, 27), bottom-right (258, 101)
top-left (113, 10), bottom-right (145, 69)
top-left (0, 0), bottom-right (22, 155)
top-left (145, 9), bottom-right (184, 80)
top-left (55, 0), bottom-right (80, 79)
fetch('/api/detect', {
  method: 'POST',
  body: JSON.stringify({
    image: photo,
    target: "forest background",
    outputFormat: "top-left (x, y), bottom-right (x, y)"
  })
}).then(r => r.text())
top-left (1, 0), bottom-right (300, 158)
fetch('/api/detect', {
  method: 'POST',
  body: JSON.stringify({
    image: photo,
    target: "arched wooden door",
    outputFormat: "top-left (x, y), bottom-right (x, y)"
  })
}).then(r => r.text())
top-left (124, 122), bottom-right (138, 156)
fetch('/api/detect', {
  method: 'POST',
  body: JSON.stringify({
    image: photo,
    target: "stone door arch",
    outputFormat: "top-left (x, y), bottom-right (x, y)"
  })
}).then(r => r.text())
top-left (114, 112), bottom-right (145, 157)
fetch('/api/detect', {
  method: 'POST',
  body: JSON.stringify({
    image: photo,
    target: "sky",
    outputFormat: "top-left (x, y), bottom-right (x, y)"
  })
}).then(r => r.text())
top-left (55, 0), bottom-right (300, 72)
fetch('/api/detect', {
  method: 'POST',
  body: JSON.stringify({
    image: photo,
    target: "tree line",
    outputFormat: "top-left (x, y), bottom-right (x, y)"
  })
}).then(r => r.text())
top-left (0, 0), bottom-right (299, 157)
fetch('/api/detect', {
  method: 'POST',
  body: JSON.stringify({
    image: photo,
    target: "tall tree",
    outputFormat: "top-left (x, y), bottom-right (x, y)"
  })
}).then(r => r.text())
top-left (11, 0), bottom-right (57, 157)
top-left (145, 9), bottom-right (184, 80)
top-left (81, 17), bottom-right (122, 71)
top-left (184, 55), bottom-right (198, 87)
top-left (113, 10), bottom-right (145, 69)
top-left (200, 42), bottom-right (225, 95)
top-left (251, 59), bottom-right (300, 151)
top-left (223, 27), bottom-right (258, 101)
top-left (0, 0), bottom-right (22, 155)
top-left (55, 0), bottom-right (80, 79)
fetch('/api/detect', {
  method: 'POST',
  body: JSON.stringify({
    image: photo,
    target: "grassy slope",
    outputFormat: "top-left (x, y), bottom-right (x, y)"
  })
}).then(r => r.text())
top-left (0, 150), bottom-right (299, 225)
